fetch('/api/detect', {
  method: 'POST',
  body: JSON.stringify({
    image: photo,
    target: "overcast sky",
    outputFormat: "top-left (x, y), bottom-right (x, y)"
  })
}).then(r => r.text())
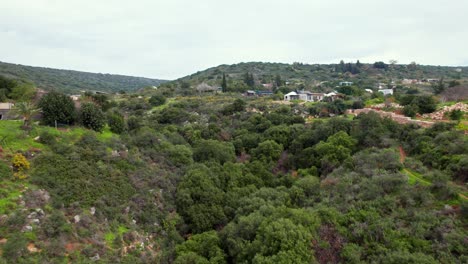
top-left (1, 0), bottom-right (467, 80)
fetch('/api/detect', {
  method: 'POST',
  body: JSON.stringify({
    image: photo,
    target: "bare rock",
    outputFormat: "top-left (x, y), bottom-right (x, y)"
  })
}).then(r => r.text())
top-left (22, 225), bottom-right (33, 232)
top-left (90, 253), bottom-right (100, 261)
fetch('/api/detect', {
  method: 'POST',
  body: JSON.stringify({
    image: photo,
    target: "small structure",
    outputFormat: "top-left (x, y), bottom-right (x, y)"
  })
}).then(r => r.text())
top-left (284, 91), bottom-right (330, 102)
top-left (70, 95), bottom-right (81, 101)
top-left (0, 102), bottom-right (14, 120)
top-left (324, 92), bottom-right (340, 101)
top-left (378, 89), bottom-right (394, 96)
top-left (365, 89), bottom-right (373, 93)
top-left (339, 81), bottom-right (353, 86)
top-left (245, 90), bottom-right (256, 96)
top-left (196, 83), bottom-right (217, 93)
top-left (297, 91), bottom-right (325, 102)
top-left (284, 92), bottom-right (299, 101)
top-left (256, 90), bottom-right (273, 96)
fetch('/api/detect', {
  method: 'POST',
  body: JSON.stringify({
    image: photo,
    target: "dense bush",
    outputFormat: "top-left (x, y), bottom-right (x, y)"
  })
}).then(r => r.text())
top-left (39, 91), bottom-right (76, 125)
top-left (107, 111), bottom-right (126, 134)
top-left (149, 94), bottom-right (167, 106)
top-left (79, 102), bottom-right (106, 132)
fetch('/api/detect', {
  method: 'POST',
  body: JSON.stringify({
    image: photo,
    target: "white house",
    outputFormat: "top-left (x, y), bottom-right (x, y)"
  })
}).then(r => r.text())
top-left (339, 81), bottom-right (353, 86)
top-left (365, 89), bottom-right (373, 93)
top-left (284, 91), bottom-right (332, 102)
top-left (378, 89), bottom-right (394, 96)
top-left (284, 92), bottom-right (299, 101)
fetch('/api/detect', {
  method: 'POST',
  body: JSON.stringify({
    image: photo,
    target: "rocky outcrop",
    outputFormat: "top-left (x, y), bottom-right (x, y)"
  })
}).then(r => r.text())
top-left (348, 109), bottom-right (435, 128)
top-left (422, 102), bottom-right (467, 120)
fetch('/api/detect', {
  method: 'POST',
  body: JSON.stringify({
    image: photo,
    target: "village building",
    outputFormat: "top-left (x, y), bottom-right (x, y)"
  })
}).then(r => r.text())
top-left (245, 90), bottom-right (256, 96)
top-left (378, 89), bottom-right (394, 96)
top-left (284, 91), bottom-right (339, 102)
top-left (0, 102), bottom-right (14, 120)
top-left (256, 90), bottom-right (273, 96)
top-left (339, 81), bottom-right (353, 86)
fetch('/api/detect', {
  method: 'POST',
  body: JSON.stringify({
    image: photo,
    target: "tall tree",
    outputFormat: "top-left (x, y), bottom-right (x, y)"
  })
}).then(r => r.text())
top-left (221, 73), bottom-right (227, 92)
top-left (244, 72), bottom-right (255, 87)
top-left (274, 74), bottom-right (282, 88)
top-left (38, 91), bottom-right (76, 126)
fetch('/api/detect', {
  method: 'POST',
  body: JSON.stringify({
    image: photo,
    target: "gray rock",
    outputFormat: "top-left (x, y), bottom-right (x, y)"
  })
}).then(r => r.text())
top-left (22, 225), bottom-right (33, 232)
top-left (90, 207), bottom-right (96, 215)
top-left (27, 212), bottom-right (37, 219)
top-left (90, 254), bottom-right (100, 261)
top-left (74, 215), bottom-right (80, 223)
top-left (35, 208), bottom-right (45, 216)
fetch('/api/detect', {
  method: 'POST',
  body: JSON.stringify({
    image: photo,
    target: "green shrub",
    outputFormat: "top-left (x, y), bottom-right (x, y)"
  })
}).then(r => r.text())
top-left (79, 102), bottom-right (106, 132)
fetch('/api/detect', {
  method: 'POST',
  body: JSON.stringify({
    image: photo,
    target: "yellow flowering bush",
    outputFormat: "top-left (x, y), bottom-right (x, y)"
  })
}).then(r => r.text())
top-left (12, 153), bottom-right (30, 179)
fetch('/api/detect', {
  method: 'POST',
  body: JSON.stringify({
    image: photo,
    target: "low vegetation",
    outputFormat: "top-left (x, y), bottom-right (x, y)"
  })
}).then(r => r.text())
top-left (0, 62), bottom-right (466, 263)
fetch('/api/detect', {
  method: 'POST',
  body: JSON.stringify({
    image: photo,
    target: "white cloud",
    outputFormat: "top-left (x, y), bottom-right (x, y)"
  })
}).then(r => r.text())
top-left (0, 0), bottom-right (467, 79)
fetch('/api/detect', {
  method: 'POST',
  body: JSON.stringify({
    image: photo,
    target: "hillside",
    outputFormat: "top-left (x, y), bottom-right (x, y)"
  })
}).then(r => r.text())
top-left (0, 87), bottom-right (466, 262)
top-left (0, 61), bottom-right (167, 94)
top-left (169, 61), bottom-right (468, 93)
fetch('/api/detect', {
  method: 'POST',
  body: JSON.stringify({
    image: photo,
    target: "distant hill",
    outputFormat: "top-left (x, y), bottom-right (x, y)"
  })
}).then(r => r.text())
top-left (0, 61), bottom-right (168, 94)
top-left (170, 61), bottom-right (468, 92)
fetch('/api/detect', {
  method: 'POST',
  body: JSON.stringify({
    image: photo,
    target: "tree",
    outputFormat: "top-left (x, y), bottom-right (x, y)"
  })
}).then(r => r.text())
top-left (107, 111), bottom-right (126, 134)
top-left (408, 61), bottom-right (418, 71)
top-left (373, 61), bottom-right (388, 70)
top-left (222, 98), bottom-right (246, 115)
top-left (0, 75), bottom-right (19, 101)
top-left (38, 91), bottom-right (76, 126)
top-left (403, 104), bottom-right (418, 118)
top-left (12, 101), bottom-right (40, 129)
top-left (274, 74), bottom-right (282, 88)
top-left (221, 73), bottom-right (227, 92)
top-left (149, 94), bottom-right (166, 106)
top-left (432, 78), bottom-right (445, 94)
top-left (79, 102), bottom-right (106, 132)
top-left (413, 95), bottom-right (437, 114)
top-left (356, 60), bottom-right (362, 68)
top-left (244, 72), bottom-right (255, 87)
top-left (175, 231), bottom-right (225, 264)
top-left (193, 139), bottom-right (236, 164)
top-left (176, 165), bottom-right (227, 233)
top-left (251, 140), bottom-right (283, 163)
top-left (449, 109), bottom-right (463, 121)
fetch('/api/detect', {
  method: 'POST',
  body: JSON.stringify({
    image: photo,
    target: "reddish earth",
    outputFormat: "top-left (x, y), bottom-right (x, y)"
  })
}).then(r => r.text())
top-left (65, 242), bottom-right (82, 252)
top-left (312, 225), bottom-right (345, 264)
top-left (27, 243), bottom-right (41, 253)
top-left (399, 146), bottom-right (406, 164)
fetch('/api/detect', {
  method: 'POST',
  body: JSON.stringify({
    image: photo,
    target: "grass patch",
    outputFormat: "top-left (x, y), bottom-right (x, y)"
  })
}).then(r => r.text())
top-left (0, 121), bottom-right (117, 154)
top-left (0, 121), bottom-right (45, 152)
top-left (0, 181), bottom-right (27, 214)
top-left (104, 232), bottom-right (116, 247)
top-left (96, 126), bottom-right (115, 142)
top-left (365, 98), bottom-right (384, 107)
top-left (402, 168), bottom-right (431, 186)
top-left (150, 98), bottom-right (176, 112)
top-left (455, 121), bottom-right (468, 131)
top-left (118, 225), bottom-right (129, 235)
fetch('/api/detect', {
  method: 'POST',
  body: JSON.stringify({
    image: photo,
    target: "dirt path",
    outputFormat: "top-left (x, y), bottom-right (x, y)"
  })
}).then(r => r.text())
top-left (398, 146), bottom-right (406, 164)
